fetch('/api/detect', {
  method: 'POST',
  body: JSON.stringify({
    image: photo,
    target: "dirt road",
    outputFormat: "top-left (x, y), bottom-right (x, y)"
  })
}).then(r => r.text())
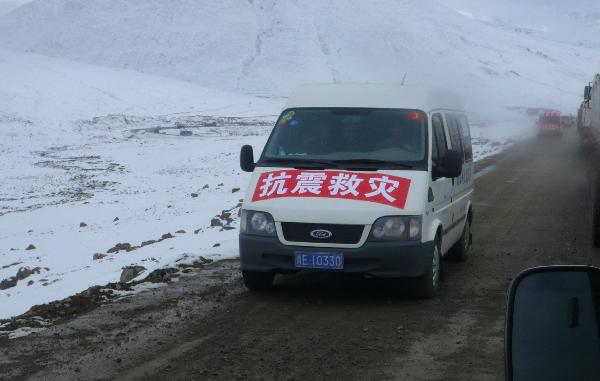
top-left (1, 131), bottom-right (598, 381)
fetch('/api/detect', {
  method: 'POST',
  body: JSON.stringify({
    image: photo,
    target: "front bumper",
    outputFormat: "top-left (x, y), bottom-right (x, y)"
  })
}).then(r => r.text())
top-left (239, 234), bottom-right (434, 278)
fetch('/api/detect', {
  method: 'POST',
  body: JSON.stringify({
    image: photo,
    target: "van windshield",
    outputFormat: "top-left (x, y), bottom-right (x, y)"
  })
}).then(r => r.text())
top-left (260, 108), bottom-right (427, 170)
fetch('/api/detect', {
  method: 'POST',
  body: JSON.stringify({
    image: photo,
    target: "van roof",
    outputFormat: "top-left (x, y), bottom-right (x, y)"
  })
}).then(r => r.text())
top-left (284, 84), bottom-right (464, 112)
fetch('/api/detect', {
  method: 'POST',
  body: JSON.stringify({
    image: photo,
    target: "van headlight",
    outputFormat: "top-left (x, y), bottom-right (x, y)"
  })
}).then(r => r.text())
top-left (240, 210), bottom-right (276, 237)
top-left (369, 216), bottom-right (421, 241)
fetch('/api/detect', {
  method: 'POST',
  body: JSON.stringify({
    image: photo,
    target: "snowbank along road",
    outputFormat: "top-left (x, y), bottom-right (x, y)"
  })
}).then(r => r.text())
top-left (1, 130), bottom-right (598, 380)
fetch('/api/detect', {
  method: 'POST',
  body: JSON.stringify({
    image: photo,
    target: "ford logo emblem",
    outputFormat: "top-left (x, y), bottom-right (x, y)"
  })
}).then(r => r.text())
top-left (310, 229), bottom-right (333, 239)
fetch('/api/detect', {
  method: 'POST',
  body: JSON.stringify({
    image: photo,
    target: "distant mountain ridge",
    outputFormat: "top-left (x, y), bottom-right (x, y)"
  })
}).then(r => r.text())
top-left (0, 0), bottom-right (598, 113)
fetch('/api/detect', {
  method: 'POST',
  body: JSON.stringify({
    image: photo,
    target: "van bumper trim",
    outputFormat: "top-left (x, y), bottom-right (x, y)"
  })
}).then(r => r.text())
top-left (443, 214), bottom-right (466, 236)
top-left (239, 234), bottom-right (434, 278)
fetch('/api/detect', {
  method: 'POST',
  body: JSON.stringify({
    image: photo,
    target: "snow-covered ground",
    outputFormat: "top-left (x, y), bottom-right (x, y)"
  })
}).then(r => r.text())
top-left (470, 112), bottom-right (538, 160)
top-left (0, 0), bottom-right (596, 320)
top-left (0, 49), bottom-right (282, 319)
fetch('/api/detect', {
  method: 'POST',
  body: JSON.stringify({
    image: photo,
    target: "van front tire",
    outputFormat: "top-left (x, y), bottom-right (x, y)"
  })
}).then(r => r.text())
top-left (411, 237), bottom-right (441, 299)
top-left (242, 270), bottom-right (275, 291)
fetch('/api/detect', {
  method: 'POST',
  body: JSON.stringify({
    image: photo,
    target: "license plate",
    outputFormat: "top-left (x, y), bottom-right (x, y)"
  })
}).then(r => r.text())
top-left (294, 252), bottom-right (344, 270)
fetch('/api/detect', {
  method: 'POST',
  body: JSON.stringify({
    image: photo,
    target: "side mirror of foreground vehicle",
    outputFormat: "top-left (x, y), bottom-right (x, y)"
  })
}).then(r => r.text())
top-left (434, 149), bottom-right (462, 179)
top-left (585, 85), bottom-right (592, 101)
top-left (240, 145), bottom-right (255, 172)
top-left (506, 266), bottom-right (600, 381)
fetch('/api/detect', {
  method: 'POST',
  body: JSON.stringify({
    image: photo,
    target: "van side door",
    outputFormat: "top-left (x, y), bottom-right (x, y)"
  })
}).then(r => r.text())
top-left (429, 113), bottom-right (453, 253)
top-left (457, 113), bottom-right (474, 227)
top-left (444, 113), bottom-right (473, 246)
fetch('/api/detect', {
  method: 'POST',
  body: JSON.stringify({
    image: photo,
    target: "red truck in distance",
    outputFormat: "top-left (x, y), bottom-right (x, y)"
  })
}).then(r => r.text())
top-left (537, 110), bottom-right (562, 137)
top-left (560, 115), bottom-right (575, 129)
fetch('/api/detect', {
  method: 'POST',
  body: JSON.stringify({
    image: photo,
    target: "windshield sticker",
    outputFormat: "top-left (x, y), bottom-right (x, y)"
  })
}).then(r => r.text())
top-left (278, 110), bottom-right (295, 126)
top-left (252, 170), bottom-right (411, 209)
top-left (289, 119), bottom-right (299, 127)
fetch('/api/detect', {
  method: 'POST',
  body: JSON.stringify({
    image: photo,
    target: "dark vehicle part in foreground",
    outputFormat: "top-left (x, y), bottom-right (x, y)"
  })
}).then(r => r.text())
top-left (506, 266), bottom-right (600, 381)
top-left (581, 76), bottom-right (600, 246)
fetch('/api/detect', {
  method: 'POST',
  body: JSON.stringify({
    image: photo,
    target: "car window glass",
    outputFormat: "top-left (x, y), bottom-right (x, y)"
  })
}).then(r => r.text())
top-left (432, 120), bottom-right (440, 162)
top-left (262, 108), bottom-right (428, 163)
top-left (432, 113), bottom-right (447, 165)
top-left (458, 115), bottom-right (473, 162)
top-left (446, 114), bottom-right (464, 160)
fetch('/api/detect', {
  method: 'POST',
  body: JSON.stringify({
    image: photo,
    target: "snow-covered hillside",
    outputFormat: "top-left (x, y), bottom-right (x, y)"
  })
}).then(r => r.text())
top-left (439, 0), bottom-right (600, 47)
top-left (0, 0), bottom-right (598, 113)
top-left (0, 0), bottom-right (31, 16)
top-left (0, 49), bottom-right (281, 319)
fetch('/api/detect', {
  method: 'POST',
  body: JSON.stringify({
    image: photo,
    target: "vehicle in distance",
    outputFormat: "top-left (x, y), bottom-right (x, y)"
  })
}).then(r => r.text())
top-left (560, 115), bottom-right (574, 129)
top-left (537, 110), bottom-right (562, 137)
top-left (583, 75), bottom-right (600, 246)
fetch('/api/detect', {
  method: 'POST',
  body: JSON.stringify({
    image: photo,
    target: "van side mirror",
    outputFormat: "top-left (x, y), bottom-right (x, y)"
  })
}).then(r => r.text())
top-left (433, 149), bottom-right (462, 179)
top-left (506, 266), bottom-right (600, 381)
top-left (585, 86), bottom-right (592, 101)
top-left (240, 145), bottom-right (255, 172)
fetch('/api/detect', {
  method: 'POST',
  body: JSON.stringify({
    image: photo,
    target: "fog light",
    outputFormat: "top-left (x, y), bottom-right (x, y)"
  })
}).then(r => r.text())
top-left (265, 222), bottom-right (276, 235)
top-left (384, 218), bottom-right (406, 237)
top-left (372, 224), bottom-right (386, 239)
top-left (242, 210), bottom-right (277, 237)
top-left (370, 216), bottom-right (421, 241)
top-left (409, 217), bottom-right (421, 240)
top-left (251, 212), bottom-right (268, 231)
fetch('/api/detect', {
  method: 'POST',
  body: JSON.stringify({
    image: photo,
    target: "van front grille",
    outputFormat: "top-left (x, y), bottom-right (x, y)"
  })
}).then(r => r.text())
top-left (281, 222), bottom-right (365, 244)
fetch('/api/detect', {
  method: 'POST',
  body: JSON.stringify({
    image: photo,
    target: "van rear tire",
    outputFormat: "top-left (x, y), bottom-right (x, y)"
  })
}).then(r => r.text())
top-left (411, 237), bottom-right (441, 299)
top-left (447, 219), bottom-right (471, 262)
top-left (242, 270), bottom-right (275, 291)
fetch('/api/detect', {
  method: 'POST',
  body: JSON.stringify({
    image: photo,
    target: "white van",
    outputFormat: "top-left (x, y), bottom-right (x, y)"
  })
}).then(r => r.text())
top-left (239, 84), bottom-right (473, 298)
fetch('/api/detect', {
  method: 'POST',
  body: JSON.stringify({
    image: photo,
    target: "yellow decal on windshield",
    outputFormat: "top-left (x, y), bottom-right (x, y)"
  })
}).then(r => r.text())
top-left (278, 110), bottom-right (295, 126)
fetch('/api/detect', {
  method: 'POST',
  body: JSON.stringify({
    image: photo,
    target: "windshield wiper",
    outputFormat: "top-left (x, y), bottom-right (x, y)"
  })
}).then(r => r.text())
top-left (332, 159), bottom-right (414, 169)
top-left (260, 158), bottom-right (414, 170)
top-left (261, 157), bottom-right (339, 169)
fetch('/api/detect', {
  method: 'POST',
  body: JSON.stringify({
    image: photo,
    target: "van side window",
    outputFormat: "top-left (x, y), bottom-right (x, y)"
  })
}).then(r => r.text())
top-left (446, 115), bottom-right (464, 160)
top-left (458, 115), bottom-right (473, 162)
top-left (431, 114), bottom-right (447, 166)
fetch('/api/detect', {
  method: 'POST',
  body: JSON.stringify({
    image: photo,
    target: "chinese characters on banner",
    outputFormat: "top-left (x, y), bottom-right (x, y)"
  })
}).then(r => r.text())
top-left (252, 170), bottom-right (412, 209)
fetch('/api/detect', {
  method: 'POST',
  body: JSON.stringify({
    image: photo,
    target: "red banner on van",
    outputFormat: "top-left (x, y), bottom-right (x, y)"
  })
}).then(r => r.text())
top-left (252, 170), bottom-right (411, 209)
